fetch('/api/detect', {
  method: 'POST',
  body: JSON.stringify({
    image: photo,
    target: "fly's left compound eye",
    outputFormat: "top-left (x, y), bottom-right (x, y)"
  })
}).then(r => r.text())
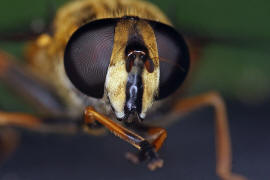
top-left (64, 19), bottom-right (116, 98)
top-left (148, 21), bottom-right (190, 100)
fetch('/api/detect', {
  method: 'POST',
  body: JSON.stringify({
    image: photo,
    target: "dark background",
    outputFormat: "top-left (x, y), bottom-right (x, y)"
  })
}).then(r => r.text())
top-left (0, 0), bottom-right (269, 179)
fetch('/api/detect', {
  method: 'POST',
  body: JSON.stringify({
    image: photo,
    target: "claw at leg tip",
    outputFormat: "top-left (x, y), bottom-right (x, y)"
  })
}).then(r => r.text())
top-left (147, 159), bottom-right (164, 171)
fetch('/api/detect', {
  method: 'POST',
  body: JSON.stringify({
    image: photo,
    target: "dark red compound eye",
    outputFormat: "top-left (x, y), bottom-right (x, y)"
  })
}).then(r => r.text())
top-left (148, 21), bottom-right (190, 99)
top-left (64, 19), bottom-right (116, 98)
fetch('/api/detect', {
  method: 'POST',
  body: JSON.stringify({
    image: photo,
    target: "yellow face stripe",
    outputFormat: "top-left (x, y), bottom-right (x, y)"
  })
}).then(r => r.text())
top-left (136, 20), bottom-right (160, 117)
top-left (105, 20), bottom-right (133, 118)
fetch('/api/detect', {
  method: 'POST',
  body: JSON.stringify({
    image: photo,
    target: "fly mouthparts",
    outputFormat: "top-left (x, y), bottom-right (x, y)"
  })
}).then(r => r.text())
top-left (116, 111), bottom-right (144, 123)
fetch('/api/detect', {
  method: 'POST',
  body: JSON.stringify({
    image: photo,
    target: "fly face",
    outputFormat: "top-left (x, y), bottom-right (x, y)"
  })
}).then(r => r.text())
top-left (64, 16), bottom-right (190, 122)
top-left (0, 0), bottom-right (247, 175)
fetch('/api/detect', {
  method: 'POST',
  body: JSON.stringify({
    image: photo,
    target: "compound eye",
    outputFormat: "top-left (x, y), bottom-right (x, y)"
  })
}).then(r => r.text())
top-left (64, 19), bottom-right (116, 98)
top-left (149, 21), bottom-right (190, 99)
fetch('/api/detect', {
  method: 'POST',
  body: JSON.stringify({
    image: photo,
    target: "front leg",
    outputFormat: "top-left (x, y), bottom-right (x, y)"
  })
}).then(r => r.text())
top-left (124, 124), bottom-right (167, 170)
top-left (84, 107), bottom-right (167, 170)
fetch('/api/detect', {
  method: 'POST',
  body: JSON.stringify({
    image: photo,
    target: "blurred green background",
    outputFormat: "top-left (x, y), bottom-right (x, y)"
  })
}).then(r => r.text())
top-left (0, 0), bottom-right (270, 112)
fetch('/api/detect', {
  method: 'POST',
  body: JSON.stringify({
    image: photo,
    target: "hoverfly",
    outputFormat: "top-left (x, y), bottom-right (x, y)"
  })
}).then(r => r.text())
top-left (0, 0), bottom-right (247, 179)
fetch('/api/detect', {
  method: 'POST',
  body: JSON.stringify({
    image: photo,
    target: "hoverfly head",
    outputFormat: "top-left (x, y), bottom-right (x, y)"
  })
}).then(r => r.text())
top-left (64, 16), bottom-right (189, 122)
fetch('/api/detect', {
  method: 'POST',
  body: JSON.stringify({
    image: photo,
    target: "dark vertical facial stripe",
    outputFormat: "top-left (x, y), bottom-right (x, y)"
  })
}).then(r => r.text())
top-left (124, 73), bottom-right (143, 117)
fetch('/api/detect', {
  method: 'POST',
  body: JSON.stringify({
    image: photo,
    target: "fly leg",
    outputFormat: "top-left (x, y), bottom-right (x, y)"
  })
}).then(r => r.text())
top-left (172, 91), bottom-right (246, 180)
top-left (0, 128), bottom-right (20, 163)
top-left (0, 112), bottom-right (43, 130)
top-left (0, 111), bottom-right (78, 133)
top-left (0, 111), bottom-right (78, 164)
top-left (0, 50), bottom-right (67, 117)
top-left (84, 107), bottom-right (167, 170)
top-left (124, 123), bottom-right (167, 170)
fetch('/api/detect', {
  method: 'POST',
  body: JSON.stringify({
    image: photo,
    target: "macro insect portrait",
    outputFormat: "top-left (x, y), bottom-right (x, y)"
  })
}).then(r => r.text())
top-left (0, 0), bottom-right (269, 180)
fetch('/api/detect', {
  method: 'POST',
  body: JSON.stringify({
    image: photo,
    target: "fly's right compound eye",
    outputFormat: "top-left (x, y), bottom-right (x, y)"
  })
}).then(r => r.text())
top-left (64, 19), bottom-right (116, 98)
